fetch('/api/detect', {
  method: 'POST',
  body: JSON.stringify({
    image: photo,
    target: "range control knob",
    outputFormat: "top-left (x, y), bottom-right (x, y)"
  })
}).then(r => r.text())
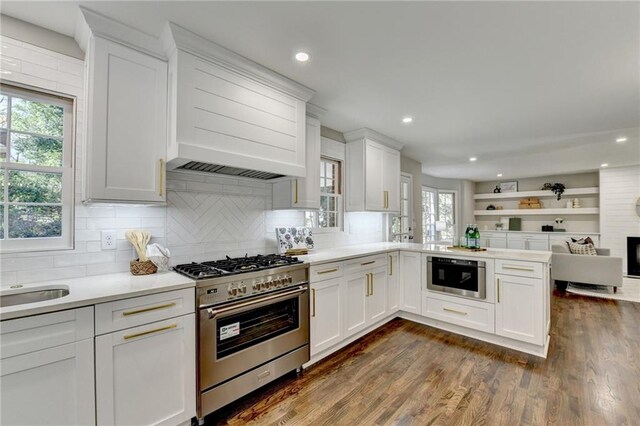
top-left (240, 286), bottom-right (247, 294)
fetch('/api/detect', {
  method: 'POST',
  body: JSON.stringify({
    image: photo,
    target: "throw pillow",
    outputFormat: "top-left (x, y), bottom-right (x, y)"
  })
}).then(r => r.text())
top-left (570, 237), bottom-right (594, 245)
top-left (568, 241), bottom-right (597, 256)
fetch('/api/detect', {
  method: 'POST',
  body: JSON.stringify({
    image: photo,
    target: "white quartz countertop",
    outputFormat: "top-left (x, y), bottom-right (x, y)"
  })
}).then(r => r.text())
top-left (298, 242), bottom-right (552, 265)
top-left (478, 230), bottom-right (599, 235)
top-left (0, 271), bottom-right (195, 321)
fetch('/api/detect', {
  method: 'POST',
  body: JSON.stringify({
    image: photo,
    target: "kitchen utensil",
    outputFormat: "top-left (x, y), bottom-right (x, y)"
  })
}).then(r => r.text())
top-left (125, 230), bottom-right (152, 262)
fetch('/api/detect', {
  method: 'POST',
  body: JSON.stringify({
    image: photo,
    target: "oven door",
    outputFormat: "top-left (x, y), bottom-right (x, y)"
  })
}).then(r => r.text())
top-left (199, 285), bottom-right (309, 392)
top-left (427, 257), bottom-right (486, 299)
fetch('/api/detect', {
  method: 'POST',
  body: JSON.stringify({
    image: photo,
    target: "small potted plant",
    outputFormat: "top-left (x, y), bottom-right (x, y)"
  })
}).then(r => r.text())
top-left (551, 183), bottom-right (565, 200)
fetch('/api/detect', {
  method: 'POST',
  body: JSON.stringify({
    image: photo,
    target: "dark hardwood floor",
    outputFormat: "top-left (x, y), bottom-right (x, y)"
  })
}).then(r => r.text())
top-left (206, 291), bottom-right (640, 426)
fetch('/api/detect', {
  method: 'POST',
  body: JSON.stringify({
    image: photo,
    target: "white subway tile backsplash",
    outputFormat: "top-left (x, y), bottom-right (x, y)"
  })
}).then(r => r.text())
top-left (17, 266), bottom-right (87, 284)
top-left (54, 251), bottom-right (116, 267)
top-left (1, 256), bottom-right (54, 272)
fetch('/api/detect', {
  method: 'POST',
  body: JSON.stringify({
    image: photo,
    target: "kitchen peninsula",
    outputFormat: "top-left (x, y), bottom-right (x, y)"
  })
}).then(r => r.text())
top-left (300, 242), bottom-right (552, 363)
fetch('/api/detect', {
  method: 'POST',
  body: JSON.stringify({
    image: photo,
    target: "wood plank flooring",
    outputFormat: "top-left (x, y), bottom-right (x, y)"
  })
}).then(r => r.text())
top-left (206, 291), bottom-right (640, 426)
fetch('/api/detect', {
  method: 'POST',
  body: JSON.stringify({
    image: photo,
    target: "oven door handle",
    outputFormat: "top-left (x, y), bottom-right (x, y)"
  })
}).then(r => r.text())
top-left (206, 286), bottom-right (308, 319)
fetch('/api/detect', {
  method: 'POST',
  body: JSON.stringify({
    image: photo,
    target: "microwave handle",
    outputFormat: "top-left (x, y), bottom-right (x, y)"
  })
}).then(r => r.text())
top-left (206, 286), bottom-right (307, 319)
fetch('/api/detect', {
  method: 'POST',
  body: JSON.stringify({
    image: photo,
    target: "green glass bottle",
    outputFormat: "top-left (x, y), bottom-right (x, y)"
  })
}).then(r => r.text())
top-left (472, 225), bottom-right (481, 249)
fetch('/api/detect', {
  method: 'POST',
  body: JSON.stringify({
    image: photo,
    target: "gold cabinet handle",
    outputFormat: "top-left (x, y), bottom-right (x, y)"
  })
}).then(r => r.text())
top-left (361, 260), bottom-right (375, 266)
top-left (365, 273), bottom-right (371, 296)
top-left (370, 273), bottom-right (374, 296)
top-left (443, 307), bottom-right (468, 316)
top-left (122, 302), bottom-right (176, 317)
top-left (497, 278), bottom-right (501, 303)
top-left (389, 255), bottom-right (393, 276)
top-left (311, 288), bottom-right (316, 317)
top-left (124, 324), bottom-right (177, 340)
top-left (317, 268), bottom-right (338, 275)
top-left (502, 264), bottom-right (534, 272)
top-left (159, 159), bottom-right (165, 196)
top-left (294, 179), bottom-right (299, 204)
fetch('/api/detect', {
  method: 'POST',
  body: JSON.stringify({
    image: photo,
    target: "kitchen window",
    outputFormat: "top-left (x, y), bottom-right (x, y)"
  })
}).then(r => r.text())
top-left (422, 187), bottom-right (457, 243)
top-left (305, 157), bottom-right (342, 230)
top-left (390, 174), bottom-right (413, 242)
top-left (0, 84), bottom-right (74, 253)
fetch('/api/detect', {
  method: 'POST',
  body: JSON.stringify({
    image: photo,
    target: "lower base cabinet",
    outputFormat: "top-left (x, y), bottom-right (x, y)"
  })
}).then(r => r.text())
top-left (95, 314), bottom-right (196, 426)
top-left (495, 273), bottom-right (544, 345)
top-left (310, 277), bottom-right (343, 356)
top-left (400, 251), bottom-right (421, 314)
top-left (1, 307), bottom-right (96, 426)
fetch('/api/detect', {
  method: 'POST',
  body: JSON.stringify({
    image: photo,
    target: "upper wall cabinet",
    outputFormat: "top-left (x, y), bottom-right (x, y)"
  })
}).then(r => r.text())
top-left (77, 8), bottom-right (168, 204)
top-left (344, 129), bottom-right (403, 212)
top-left (161, 23), bottom-right (315, 178)
top-left (272, 105), bottom-right (326, 210)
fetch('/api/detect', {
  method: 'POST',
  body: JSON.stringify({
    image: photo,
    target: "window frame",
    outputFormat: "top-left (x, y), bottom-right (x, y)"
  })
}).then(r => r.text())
top-left (389, 173), bottom-right (413, 242)
top-left (305, 156), bottom-right (343, 233)
top-left (422, 186), bottom-right (458, 244)
top-left (0, 82), bottom-right (75, 253)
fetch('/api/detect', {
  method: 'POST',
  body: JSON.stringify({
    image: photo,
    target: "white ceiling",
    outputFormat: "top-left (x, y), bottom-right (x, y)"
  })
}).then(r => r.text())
top-left (2, 1), bottom-right (639, 181)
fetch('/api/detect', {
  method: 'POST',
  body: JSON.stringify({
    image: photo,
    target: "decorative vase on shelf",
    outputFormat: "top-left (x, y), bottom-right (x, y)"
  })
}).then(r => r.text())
top-left (572, 198), bottom-right (581, 208)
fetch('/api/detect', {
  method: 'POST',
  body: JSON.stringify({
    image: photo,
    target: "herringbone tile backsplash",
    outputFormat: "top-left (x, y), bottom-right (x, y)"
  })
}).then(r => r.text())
top-left (167, 171), bottom-right (385, 265)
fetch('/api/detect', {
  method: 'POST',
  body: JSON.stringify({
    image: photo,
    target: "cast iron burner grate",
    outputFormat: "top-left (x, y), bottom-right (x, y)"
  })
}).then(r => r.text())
top-left (174, 254), bottom-right (302, 279)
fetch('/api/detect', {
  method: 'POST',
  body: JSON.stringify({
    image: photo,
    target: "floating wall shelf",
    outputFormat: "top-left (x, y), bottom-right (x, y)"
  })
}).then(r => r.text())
top-left (473, 187), bottom-right (599, 201)
top-left (474, 208), bottom-right (600, 216)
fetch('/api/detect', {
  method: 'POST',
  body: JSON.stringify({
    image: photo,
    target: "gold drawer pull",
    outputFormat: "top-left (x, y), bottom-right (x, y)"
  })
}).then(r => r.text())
top-left (389, 255), bottom-right (393, 276)
top-left (317, 268), bottom-right (338, 275)
top-left (124, 324), bottom-right (177, 340)
top-left (503, 265), bottom-right (535, 272)
top-left (294, 179), bottom-right (299, 204)
top-left (311, 288), bottom-right (316, 317)
top-left (443, 307), bottom-right (468, 316)
top-left (122, 302), bottom-right (176, 316)
top-left (361, 261), bottom-right (375, 266)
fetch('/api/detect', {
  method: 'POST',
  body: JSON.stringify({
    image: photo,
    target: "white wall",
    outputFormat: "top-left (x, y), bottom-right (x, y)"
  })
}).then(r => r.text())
top-left (599, 165), bottom-right (640, 273)
top-left (422, 173), bottom-right (474, 241)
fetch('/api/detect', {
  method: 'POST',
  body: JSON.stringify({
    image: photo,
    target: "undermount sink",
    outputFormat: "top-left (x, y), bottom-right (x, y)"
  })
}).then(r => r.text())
top-left (0, 285), bottom-right (70, 308)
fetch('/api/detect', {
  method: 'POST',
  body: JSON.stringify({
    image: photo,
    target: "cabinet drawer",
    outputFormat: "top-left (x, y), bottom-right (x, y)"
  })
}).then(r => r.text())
top-left (1, 307), bottom-right (94, 359)
top-left (344, 254), bottom-right (387, 274)
top-left (310, 262), bottom-right (344, 282)
top-left (495, 259), bottom-right (543, 279)
top-left (95, 288), bottom-right (194, 335)
top-left (422, 293), bottom-right (495, 334)
top-left (482, 232), bottom-right (506, 239)
top-left (507, 233), bottom-right (548, 241)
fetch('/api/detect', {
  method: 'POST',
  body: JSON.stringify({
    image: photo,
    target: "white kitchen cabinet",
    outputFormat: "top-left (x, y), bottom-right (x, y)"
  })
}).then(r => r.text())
top-left (507, 233), bottom-right (549, 251)
top-left (310, 277), bottom-right (343, 356)
top-left (344, 129), bottom-right (403, 212)
top-left (367, 267), bottom-right (388, 323)
top-left (387, 252), bottom-right (400, 312)
top-left (1, 307), bottom-right (95, 426)
top-left (95, 314), bottom-right (196, 426)
top-left (344, 272), bottom-right (369, 337)
top-left (495, 274), bottom-right (544, 345)
top-left (83, 36), bottom-right (168, 203)
top-left (272, 114), bottom-right (321, 210)
top-left (400, 251), bottom-right (422, 314)
top-left (343, 260), bottom-right (390, 338)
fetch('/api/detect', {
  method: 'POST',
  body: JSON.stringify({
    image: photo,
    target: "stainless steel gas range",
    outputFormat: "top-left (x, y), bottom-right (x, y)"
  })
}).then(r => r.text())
top-left (174, 255), bottom-right (310, 418)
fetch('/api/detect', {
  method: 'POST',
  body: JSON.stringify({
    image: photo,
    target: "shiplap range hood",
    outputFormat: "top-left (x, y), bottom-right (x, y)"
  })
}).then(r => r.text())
top-left (161, 23), bottom-right (316, 180)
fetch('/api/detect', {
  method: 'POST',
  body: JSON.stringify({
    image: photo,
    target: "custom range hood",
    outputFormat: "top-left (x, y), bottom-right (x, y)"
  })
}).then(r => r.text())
top-left (162, 23), bottom-right (316, 180)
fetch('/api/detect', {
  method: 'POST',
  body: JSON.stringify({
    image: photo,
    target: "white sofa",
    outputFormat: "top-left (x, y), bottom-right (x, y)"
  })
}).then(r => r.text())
top-left (551, 244), bottom-right (623, 292)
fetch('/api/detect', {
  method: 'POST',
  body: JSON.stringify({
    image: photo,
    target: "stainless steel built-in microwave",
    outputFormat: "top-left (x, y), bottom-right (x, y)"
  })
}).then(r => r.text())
top-left (427, 256), bottom-right (486, 300)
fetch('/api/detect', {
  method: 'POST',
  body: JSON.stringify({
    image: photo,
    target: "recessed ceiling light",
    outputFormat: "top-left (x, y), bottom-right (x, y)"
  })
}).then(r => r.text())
top-left (616, 137), bottom-right (627, 143)
top-left (294, 51), bottom-right (310, 62)
top-left (469, 157), bottom-right (477, 162)
top-left (402, 116), bottom-right (413, 124)
top-left (497, 173), bottom-right (503, 177)
top-left (601, 163), bottom-right (609, 167)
